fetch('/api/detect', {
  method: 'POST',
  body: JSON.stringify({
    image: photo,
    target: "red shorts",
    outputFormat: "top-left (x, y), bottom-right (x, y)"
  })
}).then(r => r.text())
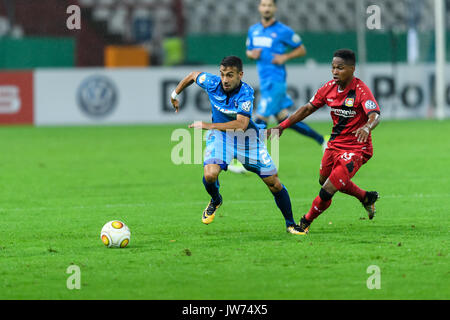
top-left (320, 146), bottom-right (372, 190)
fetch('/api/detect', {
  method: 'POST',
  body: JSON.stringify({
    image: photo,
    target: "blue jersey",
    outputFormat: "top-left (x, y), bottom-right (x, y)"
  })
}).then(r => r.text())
top-left (246, 21), bottom-right (302, 84)
top-left (196, 72), bottom-right (260, 134)
top-left (197, 72), bottom-right (277, 177)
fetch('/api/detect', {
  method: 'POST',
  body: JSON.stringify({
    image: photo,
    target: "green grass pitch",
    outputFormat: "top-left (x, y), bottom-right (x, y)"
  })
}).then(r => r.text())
top-left (0, 119), bottom-right (448, 300)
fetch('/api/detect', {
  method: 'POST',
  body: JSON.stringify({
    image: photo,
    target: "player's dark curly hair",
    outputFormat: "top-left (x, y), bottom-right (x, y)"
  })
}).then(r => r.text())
top-left (333, 49), bottom-right (356, 66)
top-left (220, 56), bottom-right (243, 72)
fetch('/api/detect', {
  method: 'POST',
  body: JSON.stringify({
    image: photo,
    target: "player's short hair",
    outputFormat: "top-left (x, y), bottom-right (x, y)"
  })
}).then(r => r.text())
top-left (333, 49), bottom-right (356, 66)
top-left (259, 0), bottom-right (277, 4)
top-left (220, 56), bottom-right (243, 72)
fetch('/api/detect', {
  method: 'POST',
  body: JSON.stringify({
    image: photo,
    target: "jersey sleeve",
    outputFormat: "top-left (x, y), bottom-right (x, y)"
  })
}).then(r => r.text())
top-left (237, 89), bottom-right (255, 118)
top-left (246, 28), bottom-right (254, 50)
top-left (309, 85), bottom-right (327, 108)
top-left (196, 72), bottom-right (219, 92)
top-left (282, 27), bottom-right (303, 49)
top-left (358, 82), bottom-right (381, 115)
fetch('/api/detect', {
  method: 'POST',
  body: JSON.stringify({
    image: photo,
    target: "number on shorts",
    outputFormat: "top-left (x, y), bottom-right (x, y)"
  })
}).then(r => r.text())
top-left (341, 152), bottom-right (355, 161)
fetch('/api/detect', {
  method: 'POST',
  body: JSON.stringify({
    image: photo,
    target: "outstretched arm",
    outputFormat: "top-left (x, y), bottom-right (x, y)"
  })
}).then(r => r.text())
top-left (267, 102), bottom-right (317, 138)
top-left (189, 114), bottom-right (250, 131)
top-left (170, 71), bottom-right (202, 113)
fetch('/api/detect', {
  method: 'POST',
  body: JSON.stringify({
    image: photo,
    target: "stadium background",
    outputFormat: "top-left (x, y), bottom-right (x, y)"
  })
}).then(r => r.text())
top-left (0, 0), bottom-right (449, 301)
top-left (0, 0), bottom-right (449, 125)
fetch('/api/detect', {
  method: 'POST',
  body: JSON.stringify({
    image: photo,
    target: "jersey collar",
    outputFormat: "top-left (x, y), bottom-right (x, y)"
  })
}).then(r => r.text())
top-left (260, 19), bottom-right (278, 29)
top-left (337, 76), bottom-right (356, 93)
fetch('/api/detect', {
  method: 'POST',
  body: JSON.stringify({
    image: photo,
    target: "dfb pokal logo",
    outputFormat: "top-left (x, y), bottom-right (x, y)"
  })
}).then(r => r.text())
top-left (77, 75), bottom-right (118, 119)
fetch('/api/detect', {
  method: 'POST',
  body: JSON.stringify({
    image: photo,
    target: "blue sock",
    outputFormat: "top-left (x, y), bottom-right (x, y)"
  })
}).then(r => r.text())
top-left (203, 176), bottom-right (221, 205)
top-left (272, 185), bottom-right (296, 227)
top-left (255, 118), bottom-right (267, 129)
top-left (280, 119), bottom-right (324, 145)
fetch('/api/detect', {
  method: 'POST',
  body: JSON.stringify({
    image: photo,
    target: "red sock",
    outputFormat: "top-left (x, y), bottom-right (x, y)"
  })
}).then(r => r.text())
top-left (341, 181), bottom-right (366, 202)
top-left (305, 195), bottom-right (332, 222)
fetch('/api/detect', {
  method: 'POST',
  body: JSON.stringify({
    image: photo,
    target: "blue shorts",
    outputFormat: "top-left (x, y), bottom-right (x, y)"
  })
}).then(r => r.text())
top-left (257, 81), bottom-right (293, 118)
top-left (203, 129), bottom-right (277, 178)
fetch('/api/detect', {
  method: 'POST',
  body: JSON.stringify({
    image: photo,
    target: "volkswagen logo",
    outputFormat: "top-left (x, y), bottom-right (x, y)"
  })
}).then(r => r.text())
top-left (77, 75), bottom-right (118, 119)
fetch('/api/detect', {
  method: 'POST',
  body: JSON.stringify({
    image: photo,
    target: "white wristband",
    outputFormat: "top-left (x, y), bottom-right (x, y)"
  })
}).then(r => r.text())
top-left (171, 90), bottom-right (178, 100)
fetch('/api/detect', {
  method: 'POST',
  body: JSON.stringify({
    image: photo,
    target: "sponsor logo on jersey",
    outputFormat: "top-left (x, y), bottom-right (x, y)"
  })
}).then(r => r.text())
top-left (292, 33), bottom-right (301, 44)
top-left (330, 108), bottom-right (357, 118)
top-left (271, 32), bottom-right (277, 38)
top-left (198, 74), bottom-right (207, 84)
top-left (345, 98), bottom-right (354, 107)
top-left (365, 100), bottom-right (377, 110)
top-left (253, 36), bottom-right (273, 48)
top-left (214, 104), bottom-right (237, 115)
top-left (241, 101), bottom-right (251, 112)
top-left (77, 75), bottom-right (118, 119)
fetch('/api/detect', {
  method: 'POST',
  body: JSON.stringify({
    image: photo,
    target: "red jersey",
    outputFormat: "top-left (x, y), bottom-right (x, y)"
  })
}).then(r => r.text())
top-left (310, 77), bottom-right (380, 153)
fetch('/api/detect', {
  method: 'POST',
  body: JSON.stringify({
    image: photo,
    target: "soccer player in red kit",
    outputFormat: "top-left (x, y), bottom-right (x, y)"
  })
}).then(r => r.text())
top-left (268, 49), bottom-right (380, 234)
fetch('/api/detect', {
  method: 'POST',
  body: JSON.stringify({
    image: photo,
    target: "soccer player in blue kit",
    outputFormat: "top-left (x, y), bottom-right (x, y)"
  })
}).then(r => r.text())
top-left (246, 0), bottom-right (326, 147)
top-left (170, 56), bottom-right (304, 234)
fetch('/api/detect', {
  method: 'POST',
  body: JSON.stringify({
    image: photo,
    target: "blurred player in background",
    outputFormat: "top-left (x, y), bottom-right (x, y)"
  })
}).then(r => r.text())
top-left (268, 49), bottom-right (380, 234)
top-left (170, 56), bottom-right (305, 234)
top-left (229, 0), bottom-right (327, 174)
